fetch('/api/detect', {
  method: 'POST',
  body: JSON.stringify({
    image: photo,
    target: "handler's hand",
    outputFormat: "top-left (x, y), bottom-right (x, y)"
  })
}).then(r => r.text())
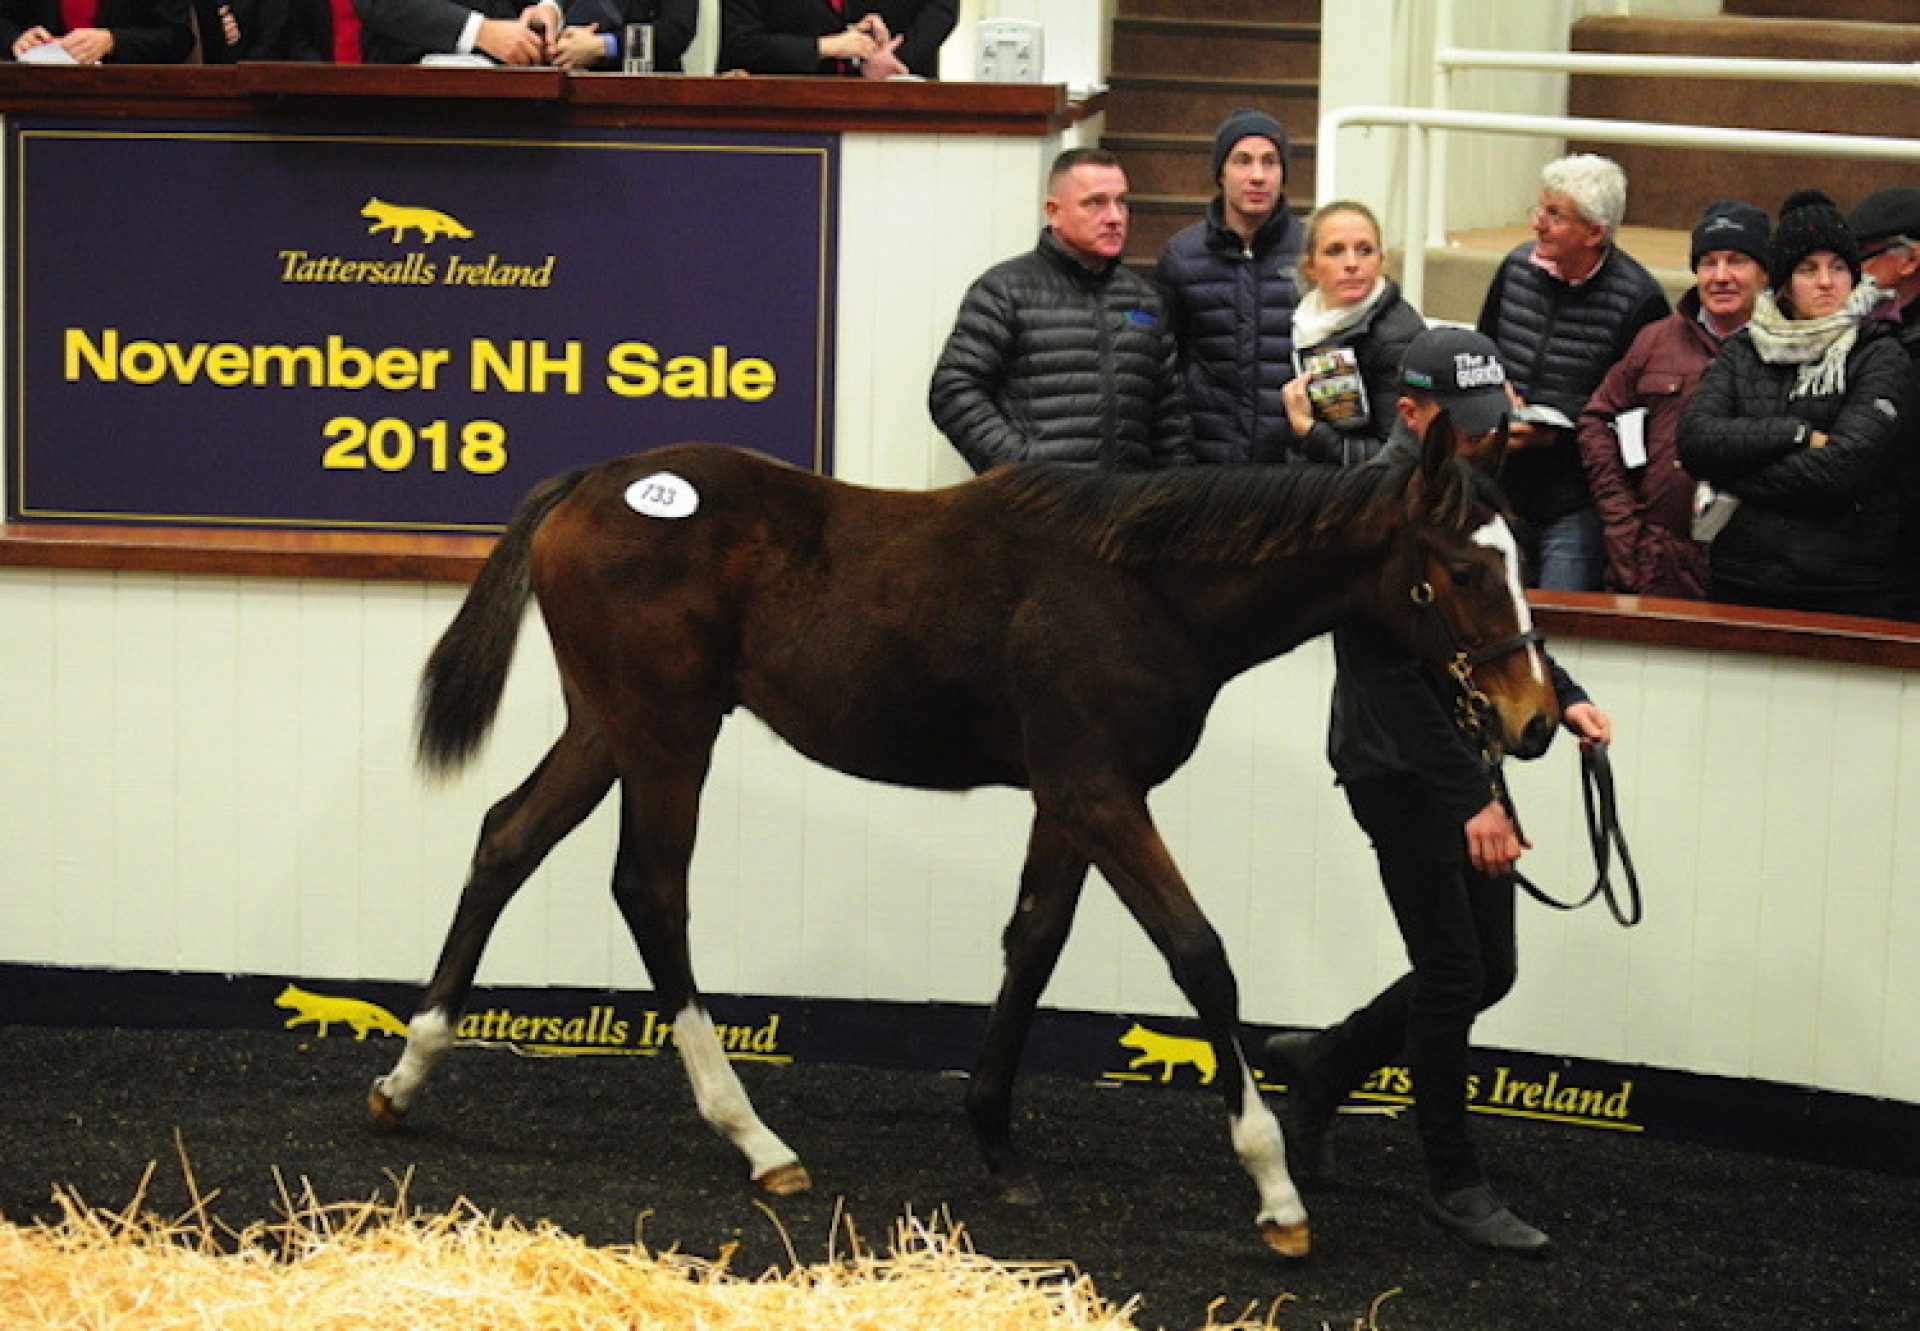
top-left (1465, 799), bottom-right (1528, 876)
top-left (1562, 700), bottom-right (1612, 748)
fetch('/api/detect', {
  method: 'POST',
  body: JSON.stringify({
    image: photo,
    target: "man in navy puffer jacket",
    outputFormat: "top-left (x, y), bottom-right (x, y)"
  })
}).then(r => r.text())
top-left (1154, 108), bottom-right (1306, 465)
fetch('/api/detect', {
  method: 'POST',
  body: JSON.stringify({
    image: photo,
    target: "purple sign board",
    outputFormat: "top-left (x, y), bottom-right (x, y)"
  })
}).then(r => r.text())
top-left (6, 119), bottom-right (836, 533)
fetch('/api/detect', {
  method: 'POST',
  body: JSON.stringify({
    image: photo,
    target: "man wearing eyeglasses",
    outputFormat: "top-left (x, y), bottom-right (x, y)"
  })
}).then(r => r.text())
top-left (1849, 186), bottom-right (1920, 619)
top-left (1476, 154), bottom-right (1669, 592)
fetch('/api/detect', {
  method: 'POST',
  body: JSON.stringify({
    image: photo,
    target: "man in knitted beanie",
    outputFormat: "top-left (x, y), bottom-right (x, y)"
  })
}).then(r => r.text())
top-left (1154, 108), bottom-right (1306, 463)
top-left (1848, 186), bottom-right (1920, 618)
top-left (1576, 199), bottom-right (1768, 597)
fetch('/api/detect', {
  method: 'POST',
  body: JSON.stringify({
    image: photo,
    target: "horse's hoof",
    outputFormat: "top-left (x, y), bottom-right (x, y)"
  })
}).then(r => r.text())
top-left (755, 1162), bottom-right (812, 1196)
top-left (367, 1086), bottom-right (407, 1134)
top-left (1260, 1219), bottom-right (1312, 1260)
top-left (994, 1175), bottom-right (1043, 1207)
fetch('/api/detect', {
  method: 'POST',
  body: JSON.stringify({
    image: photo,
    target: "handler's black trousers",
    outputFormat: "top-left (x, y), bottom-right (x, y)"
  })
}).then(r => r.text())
top-left (1315, 774), bottom-right (1518, 1194)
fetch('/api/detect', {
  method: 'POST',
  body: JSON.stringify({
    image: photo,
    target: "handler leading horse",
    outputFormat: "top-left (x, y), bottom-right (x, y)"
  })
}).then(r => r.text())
top-left (370, 426), bottom-right (1560, 1259)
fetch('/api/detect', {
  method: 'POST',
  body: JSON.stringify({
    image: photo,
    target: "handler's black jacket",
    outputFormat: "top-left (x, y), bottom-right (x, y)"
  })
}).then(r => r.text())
top-left (1327, 429), bottom-right (1588, 823)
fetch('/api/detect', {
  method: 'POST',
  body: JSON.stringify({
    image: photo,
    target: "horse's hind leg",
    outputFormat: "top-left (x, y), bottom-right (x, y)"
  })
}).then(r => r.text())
top-left (609, 758), bottom-right (806, 1194)
top-left (968, 811), bottom-right (1089, 1205)
top-left (369, 719), bottom-right (615, 1130)
top-left (1054, 791), bottom-right (1310, 1259)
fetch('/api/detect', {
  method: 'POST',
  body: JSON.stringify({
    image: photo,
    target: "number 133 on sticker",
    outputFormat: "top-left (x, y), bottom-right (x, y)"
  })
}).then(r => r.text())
top-left (322, 417), bottom-right (509, 475)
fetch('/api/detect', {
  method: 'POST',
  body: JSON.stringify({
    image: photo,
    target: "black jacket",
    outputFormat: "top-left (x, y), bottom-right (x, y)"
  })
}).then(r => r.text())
top-left (1477, 243), bottom-right (1670, 527)
top-left (1327, 427), bottom-right (1588, 820)
top-left (1154, 198), bottom-right (1305, 464)
top-left (930, 229), bottom-right (1193, 472)
top-left (718, 0), bottom-right (953, 77)
top-left (1289, 281), bottom-right (1427, 468)
top-left (1678, 322), bottom-right (1911, 611)
top-left (0, 0), bottom-right (192, 61)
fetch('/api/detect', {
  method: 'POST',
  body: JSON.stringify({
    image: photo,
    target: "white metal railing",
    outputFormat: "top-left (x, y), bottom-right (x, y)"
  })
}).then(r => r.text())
top-left (1345, 0), bottom-right (1920, 311)
top-left (1318, 105), bottom-right (1920, 312)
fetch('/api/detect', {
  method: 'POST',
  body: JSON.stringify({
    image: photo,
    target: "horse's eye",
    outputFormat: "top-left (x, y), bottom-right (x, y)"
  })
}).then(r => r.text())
top-left (1450, 562), bottom-right (1485, 590)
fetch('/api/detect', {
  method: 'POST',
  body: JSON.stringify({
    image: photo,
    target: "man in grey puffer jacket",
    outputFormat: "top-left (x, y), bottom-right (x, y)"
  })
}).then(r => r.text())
top-left (930, 147), bottom-right (1193, 472)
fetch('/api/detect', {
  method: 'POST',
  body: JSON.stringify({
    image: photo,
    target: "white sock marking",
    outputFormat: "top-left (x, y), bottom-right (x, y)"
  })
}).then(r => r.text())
top-left (672, 1003), bottom-right (800, 1180)
top-left (1230, 1062), bottom-right (1306, 1229)
top-left (374, 1008), bottom-right (455, 1111)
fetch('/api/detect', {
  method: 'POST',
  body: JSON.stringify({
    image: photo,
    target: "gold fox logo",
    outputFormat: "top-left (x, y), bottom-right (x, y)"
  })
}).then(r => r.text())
top-left (1118, 1021), bottom-right (1217, 1084)
top-left (361, 197), bottom-right (474, 244)
top-left (275, 983), bottom-right (408, 1039)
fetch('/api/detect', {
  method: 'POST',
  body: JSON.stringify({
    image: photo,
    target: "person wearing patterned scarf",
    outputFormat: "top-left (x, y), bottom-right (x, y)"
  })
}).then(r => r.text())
top-left (1677, 190), bottom-right (1914, 618)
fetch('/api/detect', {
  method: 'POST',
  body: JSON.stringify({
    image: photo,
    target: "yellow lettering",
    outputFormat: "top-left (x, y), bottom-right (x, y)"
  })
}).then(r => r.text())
top-left (662, 354), bottom-right (710, 398)
top-left (731, 357), bottom-right (776, 401)
top-left (605, 342), bottom-right (662, 397)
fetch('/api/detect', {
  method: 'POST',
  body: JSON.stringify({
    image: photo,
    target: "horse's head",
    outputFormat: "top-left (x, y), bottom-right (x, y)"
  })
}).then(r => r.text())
top-left (1379, 417), bottom-right (1560, 761)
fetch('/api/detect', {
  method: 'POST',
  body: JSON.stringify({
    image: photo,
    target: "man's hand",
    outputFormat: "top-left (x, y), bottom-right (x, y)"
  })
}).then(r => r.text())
top-left (552, 23), bottom-right (603, 69)
top-left (819, 26), bottom-right (879, 62)
top-left (859, 35), bottom-right (907, 78)
top-left (11, 24), bottom-right (53, 56)
top-left (475, 16), bottom-right (546, 64)
top-left (59, 26), bottom-right (114, 62)
top-left (1562, 700), bottom-right (1612, 748)
top-left (1465, 799), bottom-right (1528, 876)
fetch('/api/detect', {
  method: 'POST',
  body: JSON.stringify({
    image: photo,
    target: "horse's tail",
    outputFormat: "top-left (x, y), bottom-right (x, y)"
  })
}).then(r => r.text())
top-left (415, 468), bottom-right (590, 777)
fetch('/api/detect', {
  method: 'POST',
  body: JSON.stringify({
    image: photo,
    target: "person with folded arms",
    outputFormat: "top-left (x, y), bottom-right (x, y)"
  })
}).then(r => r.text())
top-left (1679, 190), bottom-right (1912, 618)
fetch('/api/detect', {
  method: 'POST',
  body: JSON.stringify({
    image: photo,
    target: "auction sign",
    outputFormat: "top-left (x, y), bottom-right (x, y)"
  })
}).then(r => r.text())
top-left (5, 118), bottom-right (836, 532)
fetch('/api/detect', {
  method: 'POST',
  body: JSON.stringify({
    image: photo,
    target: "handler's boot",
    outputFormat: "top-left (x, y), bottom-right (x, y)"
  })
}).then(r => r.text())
top-left (1261, 1030), bottom-right (1338, 1185)
top-left (1426, 1183), bottom-right (1552, 1257)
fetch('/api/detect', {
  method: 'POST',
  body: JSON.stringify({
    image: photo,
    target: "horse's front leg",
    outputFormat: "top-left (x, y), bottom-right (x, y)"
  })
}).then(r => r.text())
top-left (370, 723), bottom-right (614, 1130)
top-left (610, 763), bottom-right (807, 1195)
top-left (968, 811), bottom-right (1089, 1204)
top-left (1061, 791), bottom-right (1310, 1259)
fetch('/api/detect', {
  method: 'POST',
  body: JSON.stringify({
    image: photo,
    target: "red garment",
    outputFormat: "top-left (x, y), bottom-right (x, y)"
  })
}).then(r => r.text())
top-left (331, 0), bottom-right (360, 62)
top-left (60, 0), bottom-right (97, 30)
top-left (1575, 292), bottom-right (1722, 597)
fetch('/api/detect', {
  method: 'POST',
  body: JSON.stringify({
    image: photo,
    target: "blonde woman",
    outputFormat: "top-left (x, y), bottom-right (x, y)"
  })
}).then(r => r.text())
top-left (1282, 201), bottom-right (1427, 466)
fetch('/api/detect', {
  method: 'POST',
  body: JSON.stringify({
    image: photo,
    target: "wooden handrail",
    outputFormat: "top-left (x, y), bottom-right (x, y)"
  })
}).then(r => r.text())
top-left (0, 64), bottom-right (1085, 136)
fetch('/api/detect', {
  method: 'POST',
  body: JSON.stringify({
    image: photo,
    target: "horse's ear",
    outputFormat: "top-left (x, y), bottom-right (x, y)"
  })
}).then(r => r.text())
top-left (1413, 413), bottom-right (1464, 522)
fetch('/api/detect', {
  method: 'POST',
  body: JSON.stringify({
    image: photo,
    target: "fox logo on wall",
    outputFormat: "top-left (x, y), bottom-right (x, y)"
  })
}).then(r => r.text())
top-left (1118, 1021), bottom-right (1217, 1084)
top-left (275, 983), bottom-right (408, 1039)
top-left (361, 198), bottom-right (474, 244)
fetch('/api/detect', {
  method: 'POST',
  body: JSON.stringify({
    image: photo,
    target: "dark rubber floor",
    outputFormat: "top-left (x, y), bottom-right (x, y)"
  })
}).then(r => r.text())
top-left (0, 1026), bottom-right (1913, 1330)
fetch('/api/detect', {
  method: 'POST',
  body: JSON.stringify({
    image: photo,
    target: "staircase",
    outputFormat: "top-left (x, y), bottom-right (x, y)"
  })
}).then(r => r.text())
top-left (1567, 2), bottom-right (1920, 233)
top-left (1101, 0), bottom-right (1321, 269)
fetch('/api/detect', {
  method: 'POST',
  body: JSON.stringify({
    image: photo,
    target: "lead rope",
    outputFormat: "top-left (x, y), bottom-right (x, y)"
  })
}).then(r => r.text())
top-left (1491, 741), bottom-right (1643, 928)
top-left (1414, 581), bottom-right (1642, 927)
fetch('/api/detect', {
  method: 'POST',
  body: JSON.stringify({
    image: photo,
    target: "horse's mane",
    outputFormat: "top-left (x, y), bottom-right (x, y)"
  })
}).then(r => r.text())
top-left (988, 456), bottom-right (1491, 567)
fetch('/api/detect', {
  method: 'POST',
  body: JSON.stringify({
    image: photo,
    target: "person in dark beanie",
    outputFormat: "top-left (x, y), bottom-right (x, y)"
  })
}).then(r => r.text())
top-left (1679, 189), bottom-right (1912, 618)
top-left (1476, 153), bottom-right (1670, 590)
top-left (1576, 200), bottom-right (1769, 597)
top-left (1849, 185), bottom-right (1920, 618)
top-left (1154, 107), bottom-right (1306, 464)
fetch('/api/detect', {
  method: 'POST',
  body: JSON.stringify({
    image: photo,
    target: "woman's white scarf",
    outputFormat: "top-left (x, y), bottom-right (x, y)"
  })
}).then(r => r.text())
top-left (1291, 276), bottom-right (1388, 352)
top-left (1746, 278), bottom-right (1884, 399)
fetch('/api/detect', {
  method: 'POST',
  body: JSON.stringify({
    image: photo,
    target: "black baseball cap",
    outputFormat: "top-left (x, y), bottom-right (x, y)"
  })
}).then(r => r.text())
top-left (1399, 327), bottom-right (1510, 435)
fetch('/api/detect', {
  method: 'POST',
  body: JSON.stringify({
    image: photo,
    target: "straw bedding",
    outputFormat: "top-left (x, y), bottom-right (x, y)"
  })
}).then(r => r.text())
top-left (0, 1026), bottom-right (1914, 1330)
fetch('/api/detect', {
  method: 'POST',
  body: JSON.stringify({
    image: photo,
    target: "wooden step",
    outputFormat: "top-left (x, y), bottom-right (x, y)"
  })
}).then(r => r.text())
top-left (1101, 74), bottom-right (1318, 138)
top-left (1105, 131), bottom-right (1317, 202)
top-left (1118, 0), bottom-right (1321, 21)
top-left (1727, 0), bottom-right (1917, 22)
top-left (1569, 15), bottom-right (1920, 231)
top-left (1111, 16), bottom-right (1320, 82)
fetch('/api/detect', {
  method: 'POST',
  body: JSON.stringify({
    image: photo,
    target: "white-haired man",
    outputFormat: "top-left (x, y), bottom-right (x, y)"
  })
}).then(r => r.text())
top-left (1477, 153), bottom-right (1669, 591)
